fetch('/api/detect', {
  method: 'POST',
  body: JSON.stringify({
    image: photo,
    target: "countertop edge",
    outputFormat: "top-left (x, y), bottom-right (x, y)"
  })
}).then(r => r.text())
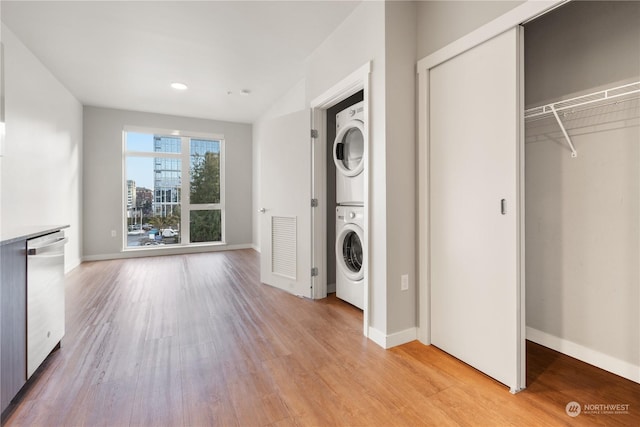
top-left (1, 225), bottom-right (70, 246)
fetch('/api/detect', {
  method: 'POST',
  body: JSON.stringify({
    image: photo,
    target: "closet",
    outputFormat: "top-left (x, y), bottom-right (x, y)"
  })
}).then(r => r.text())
top-left (524, 0), bottom-right (640, 383)
top-left (418, 0), bottom-right (639, 390)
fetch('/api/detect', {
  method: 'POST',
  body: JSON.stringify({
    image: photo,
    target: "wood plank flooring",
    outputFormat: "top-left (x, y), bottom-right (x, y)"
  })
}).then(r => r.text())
top-left (3, 249), bottom-right (639, 426)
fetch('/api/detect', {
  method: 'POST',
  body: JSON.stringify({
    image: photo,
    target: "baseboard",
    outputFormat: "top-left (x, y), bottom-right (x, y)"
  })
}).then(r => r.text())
top-left (526, 327), bottom-right (640, 384)
top-left (64, 257), bottom-right (82, 274)
top-left (83, 243), bottom-right (254, 262)
top-left (368, 326), bottom-right (417, 349)
top-left (327, 282), bottom-right (336, 293)
top-left (251, 244), bottom-right (261, 253)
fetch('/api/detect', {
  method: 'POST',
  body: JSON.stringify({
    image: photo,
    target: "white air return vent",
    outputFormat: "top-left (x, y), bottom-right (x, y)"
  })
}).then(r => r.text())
top-left (272, 216), bottom-right (296, 279)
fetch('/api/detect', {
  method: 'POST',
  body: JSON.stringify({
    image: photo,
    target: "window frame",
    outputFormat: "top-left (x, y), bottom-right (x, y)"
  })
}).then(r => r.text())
top-left (122, 126), bottom-right (226, 251)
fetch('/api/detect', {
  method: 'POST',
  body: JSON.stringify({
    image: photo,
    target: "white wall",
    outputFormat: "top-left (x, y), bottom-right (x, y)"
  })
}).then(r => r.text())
top-left (384, 1), bottom-right (417, 335)
top-left (416, 0), bottom-right (523, 60)
top-left (525, 0), bottom-right (640, 380)
top-left (83, 106), bottom-right (252, 260)
top-left (0, 26), bottom-right (83, 272)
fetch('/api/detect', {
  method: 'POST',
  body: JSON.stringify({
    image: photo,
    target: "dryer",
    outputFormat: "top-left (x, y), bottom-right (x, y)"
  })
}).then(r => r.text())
top-left (334, 101), bottom-right (365, 205)
top-left (336, 205), bottom-right (364, 309)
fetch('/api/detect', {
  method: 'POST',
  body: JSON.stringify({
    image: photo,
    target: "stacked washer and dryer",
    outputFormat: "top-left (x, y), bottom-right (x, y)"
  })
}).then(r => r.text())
top-left (333, 102), bottom-right (365, 310)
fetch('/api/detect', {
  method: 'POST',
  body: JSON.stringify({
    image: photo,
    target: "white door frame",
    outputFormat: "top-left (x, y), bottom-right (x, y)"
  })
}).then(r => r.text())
top-left (417, 0), bottom-right (565, 393)
top-left (310, 62), bottom-right (371, 337)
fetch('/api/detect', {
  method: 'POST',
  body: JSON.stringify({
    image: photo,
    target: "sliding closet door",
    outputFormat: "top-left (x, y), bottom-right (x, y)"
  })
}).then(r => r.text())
top-left (429, 27), bottom-right (523, 391)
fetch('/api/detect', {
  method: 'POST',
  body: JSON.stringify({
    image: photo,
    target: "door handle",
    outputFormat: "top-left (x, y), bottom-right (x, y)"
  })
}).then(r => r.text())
top-left (501, 199), bottom-right (507, 215)
top-left (336, 142), bottom-right (344, 160)
top-left (27, 237), bottom-right (68, 255)
top-left (258, 208), bottom-right (266, 213)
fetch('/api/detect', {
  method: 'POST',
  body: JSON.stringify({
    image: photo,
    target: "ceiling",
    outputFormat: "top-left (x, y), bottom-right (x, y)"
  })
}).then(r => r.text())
top-left (1, 1), bottom-right (360, 123)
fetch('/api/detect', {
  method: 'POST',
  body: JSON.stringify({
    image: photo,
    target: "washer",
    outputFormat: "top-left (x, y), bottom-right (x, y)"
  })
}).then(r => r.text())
top-left (336, 205), bottom-right (364, 309)
top-left (334, 101), bottom-right (365, 206)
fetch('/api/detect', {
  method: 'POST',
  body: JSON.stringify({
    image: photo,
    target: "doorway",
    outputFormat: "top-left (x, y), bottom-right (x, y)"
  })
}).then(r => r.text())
top-left (324, 91), bottom-right (364, 295)
top-left (310, 62), bottom-right (371, 336)
top-left (523, 0), bottom-right (640, 384)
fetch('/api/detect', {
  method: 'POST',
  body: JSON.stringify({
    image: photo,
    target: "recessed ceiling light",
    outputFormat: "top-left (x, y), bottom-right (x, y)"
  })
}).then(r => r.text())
top-left (240, 89), bottom-right (251, 96)
top-left (171, 82), bottom-right (188, 90)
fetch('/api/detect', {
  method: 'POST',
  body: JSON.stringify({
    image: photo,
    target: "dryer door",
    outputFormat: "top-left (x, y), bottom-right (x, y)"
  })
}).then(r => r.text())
top-left (336, 223), bottom-right (364, 281)
top-left (333, 119), bottom-right (364, 177)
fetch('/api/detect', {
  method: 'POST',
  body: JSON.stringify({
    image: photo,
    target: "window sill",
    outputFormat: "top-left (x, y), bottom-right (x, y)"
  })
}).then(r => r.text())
top-left (123, 241), bottom-right (227, 253)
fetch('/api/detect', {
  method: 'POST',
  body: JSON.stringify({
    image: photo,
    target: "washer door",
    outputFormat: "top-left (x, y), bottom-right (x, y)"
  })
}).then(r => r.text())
top-left (336, 223), bottom-right (364, 281)
top-left (333, 119), bottom-right (364, 177)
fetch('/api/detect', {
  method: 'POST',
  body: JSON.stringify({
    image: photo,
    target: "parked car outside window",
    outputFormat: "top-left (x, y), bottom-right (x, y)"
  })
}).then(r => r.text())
top-left (162, 228), bottom-right (178, 238)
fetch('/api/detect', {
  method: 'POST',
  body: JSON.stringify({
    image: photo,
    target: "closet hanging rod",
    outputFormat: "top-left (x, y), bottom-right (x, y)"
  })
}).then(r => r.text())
top-left (524, 80), bottom-right (640, 120)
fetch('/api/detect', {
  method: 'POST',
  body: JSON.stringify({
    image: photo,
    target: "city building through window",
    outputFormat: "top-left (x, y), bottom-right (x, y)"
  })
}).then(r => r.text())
top-left (124, 130), bottom-right (224, 249)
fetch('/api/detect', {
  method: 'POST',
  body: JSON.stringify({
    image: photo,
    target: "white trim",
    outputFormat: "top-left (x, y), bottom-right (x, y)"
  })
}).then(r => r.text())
top-left (310, 62), bottom-right (371, 109)
top-left (251, 244), bottom-right (261, 253)
top-left (0, 43), bottom-right (4, 157)
top-left (517, 25), bottom-right (527, 393)
top-left (83, 243), bottom-right (253, 262)
top-left (367, 326), bottom-right (417, 349)
top-left (310, 61), bottom-right (371, 339)
top-left (367, 327), bottom-right (386, 348)
top-left (311, 107), bottom-right (327, 300)
top-left (417, 1), bottom-right (566, 71)
top-left (417, 56), bottom-right (430, 345)
top-left (124, 125), bottom-right (224, 141)
top-left (64, 257), bottom-right (82, 275)
top-left (125, 150), bottom-right (181, 159)
top-left (527, 327), bottom-right (640, 384)
top-left (387, 327), bottom-right (418, 349)
top-left (219, 138), bottom-right (226, 243)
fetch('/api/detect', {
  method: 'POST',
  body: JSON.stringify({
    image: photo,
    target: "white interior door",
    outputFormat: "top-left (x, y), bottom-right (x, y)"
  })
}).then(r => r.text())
top-left (259, 110), bottom-right (312, 299)
top-left (429, 27), bottom-right (524, 391)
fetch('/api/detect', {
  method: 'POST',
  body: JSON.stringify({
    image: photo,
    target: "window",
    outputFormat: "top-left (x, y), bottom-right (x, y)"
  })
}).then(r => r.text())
top-left (124, 129), bottom-right (224, 249)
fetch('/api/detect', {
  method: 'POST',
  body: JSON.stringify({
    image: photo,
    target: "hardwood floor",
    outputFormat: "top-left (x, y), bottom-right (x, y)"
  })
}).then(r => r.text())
top-left (3, 249), bottom-right (638, 426)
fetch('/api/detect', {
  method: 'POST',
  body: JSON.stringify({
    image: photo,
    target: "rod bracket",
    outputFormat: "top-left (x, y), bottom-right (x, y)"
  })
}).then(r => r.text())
top-left (549, 105), bottom-right (578, 158)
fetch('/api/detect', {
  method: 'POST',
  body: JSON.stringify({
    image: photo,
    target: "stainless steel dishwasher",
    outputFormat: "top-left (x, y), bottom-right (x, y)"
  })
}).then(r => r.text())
top-left (27, 230), bottom-right (67, 378)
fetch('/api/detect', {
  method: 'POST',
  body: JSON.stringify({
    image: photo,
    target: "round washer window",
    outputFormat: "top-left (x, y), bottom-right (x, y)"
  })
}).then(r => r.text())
top-left (342, 231), bottom-right (363, 273)
top-left (333, 119), bottom-right (365, 177)
top-left (340, 127), bottom-right (364, 172)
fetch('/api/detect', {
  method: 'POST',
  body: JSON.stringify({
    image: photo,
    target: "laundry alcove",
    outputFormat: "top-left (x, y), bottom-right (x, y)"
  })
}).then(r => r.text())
top-left (324, 90), bottom-right (364, 297)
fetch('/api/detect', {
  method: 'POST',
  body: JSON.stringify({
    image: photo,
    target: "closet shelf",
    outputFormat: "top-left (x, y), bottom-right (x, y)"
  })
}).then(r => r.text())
top-left (524, 81), bottom-right (640, 159)
top-left (525, 81), bottom-right (640, 120)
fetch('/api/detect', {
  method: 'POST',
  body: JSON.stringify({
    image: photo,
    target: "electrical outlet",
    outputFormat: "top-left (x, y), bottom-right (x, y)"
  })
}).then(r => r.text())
top-left (111, 230), bottom-right (117, 237)
top-left (401, 274), bottom-right (409, 291)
